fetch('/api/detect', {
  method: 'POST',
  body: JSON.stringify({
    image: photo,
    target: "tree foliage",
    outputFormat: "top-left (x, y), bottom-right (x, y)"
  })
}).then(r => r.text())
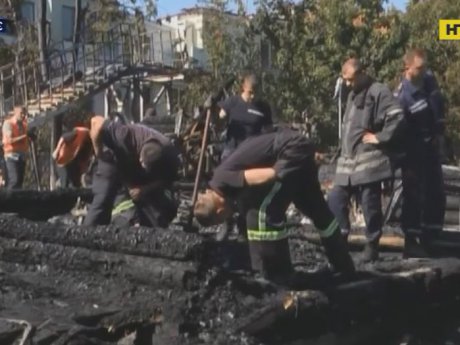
top-left (183, 0), bottom-right (460, 152)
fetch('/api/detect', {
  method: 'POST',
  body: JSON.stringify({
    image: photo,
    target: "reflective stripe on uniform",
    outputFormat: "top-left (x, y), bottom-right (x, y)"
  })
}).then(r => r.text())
top-left (112, 199), bottom-right (135, 216)
top-left (318, 218), bottom-right (339, 238)
top-left (247, 228), bottom-right (288, 241)
top-left (248, 181), bottom-right (285, 241)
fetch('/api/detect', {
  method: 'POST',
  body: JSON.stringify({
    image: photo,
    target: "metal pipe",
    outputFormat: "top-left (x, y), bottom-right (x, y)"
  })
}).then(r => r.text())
top-left (187, 108), bottom-right (212, 231)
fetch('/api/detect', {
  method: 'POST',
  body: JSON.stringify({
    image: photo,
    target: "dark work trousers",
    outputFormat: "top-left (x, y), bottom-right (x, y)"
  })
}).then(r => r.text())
top-left (401, 142), bottom-right (445, 237)
top-left (327, 182), bottom-right (383, 243)
top-left (244, 161), bottom-right (353, 281)
top-left (83, 158), bottom-right (122, 226)
top-left (5, 156), bottom-right (26, 190)
top-left (134, 187), bottom-right (178, 228)
top-left (222, 146), bottom-right (247, 237)
top-left (56, 161), bottom-right (82, 188)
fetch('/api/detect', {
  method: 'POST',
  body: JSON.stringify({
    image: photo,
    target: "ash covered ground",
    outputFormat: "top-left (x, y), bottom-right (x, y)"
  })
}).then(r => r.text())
top-left (1, 192), bottom-right (460, 345)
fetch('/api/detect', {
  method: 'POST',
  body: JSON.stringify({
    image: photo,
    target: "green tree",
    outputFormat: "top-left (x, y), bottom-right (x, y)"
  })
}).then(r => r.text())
top-left (250, 0), bottom-right (409, 147)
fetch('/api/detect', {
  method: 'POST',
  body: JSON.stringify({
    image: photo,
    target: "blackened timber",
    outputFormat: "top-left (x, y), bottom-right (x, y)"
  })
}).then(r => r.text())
top-left (0, 216), bottom-right (204, 261)
top-left (239, 258), bottom-right (460, 344)
top-left (0, 189), bottom-right (93, 220)
top-left (0, 237), bottom-right (198, 289)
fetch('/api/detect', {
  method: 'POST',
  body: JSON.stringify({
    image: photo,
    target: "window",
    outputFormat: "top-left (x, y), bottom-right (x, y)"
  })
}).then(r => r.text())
top-left (21, 1), bottom-right (35, 23)
top-left (62, 6), bottom-right (75, 41)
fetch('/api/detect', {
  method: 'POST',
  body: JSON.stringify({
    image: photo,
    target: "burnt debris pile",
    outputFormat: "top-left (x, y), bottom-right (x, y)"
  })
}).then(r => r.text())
top-left (2, 194), bottom-right (460, 344)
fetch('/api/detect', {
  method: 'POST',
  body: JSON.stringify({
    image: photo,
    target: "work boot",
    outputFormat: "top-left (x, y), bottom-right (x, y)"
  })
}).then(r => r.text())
top-left (321, 230), bottom-right (356, 277)
top-left (236, 214), bottom-right (247, 242)
top-left (403, 235), bottom-right (429, 259)
top-left (362, 240), bottom-right (379, 263)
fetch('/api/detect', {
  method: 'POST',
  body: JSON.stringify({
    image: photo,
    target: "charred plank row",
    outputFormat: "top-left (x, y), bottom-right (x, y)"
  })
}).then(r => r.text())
top-left (238, 258), bottom-right (460, 344)
top-left (0, 216), bottom-right (205, 261)
top-left (0, 189), bottom-right (92, 220)
top-left (0, 237), bottom-right (198, 289)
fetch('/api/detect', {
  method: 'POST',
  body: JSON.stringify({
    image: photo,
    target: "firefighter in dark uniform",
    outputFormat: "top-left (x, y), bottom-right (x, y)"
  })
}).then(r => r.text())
top-left (193, 128), bottom-right (355, 283)
top-left (327, 58), bottom-right (405, 262)
top-left (214, 72), bottom-right (273, 241)
top-left (90, 116), bottom-right (180, 228)
top-left (52, 115), bottom-right (126, 226)
top-left (395, 48), bottom-right (446, 256)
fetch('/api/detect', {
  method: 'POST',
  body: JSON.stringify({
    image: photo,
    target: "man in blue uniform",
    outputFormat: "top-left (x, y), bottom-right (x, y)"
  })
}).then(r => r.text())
top-left (328, 58), bottom-right (406, 262)
top-left (214, 72), bottom-right (273, 241)
top-left (90, 116), bottom-right (180, 228)
top-left (395, 48), bottom-right (446, 257)
top-left (193, 128), bottom-right (355, 284)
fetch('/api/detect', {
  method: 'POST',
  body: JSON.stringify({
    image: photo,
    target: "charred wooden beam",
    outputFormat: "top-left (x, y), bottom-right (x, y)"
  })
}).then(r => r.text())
top-left (238, 258), bottom-right (460, 344)
top-left (0, 216), bottom-right (205, 261)
top-left (0, 237), bottom-right (198, 289)
top-left (0, 189), bottom-right (92, 220)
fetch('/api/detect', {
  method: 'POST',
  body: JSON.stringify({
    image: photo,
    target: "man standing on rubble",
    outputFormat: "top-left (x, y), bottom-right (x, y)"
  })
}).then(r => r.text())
top-left (193, 128), bottom-right (355, 284)
top-left (395, 48), bottom-right (446, 257)
top-left (212, 71), bottom-right (274, 241)
top-left (2, 105), bottom-right (35, 189)
top-left (327, 58), bottom-right (406, 262)
top-left (90, 115), bottom-right (180, 228)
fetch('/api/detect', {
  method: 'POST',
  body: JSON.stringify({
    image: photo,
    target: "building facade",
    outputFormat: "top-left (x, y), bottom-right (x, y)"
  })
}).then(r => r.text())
top-left (159, 7), bottom-right (272, 70)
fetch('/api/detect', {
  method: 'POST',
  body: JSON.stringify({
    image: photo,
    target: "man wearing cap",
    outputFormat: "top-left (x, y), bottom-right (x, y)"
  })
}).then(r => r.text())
top-left (193, 128), bottom-right (355, 284)
top-left (53, 126), bottom-right (93, 188)
top-left (2, 105), bottom-right (34, 189)
top-left (90, 115), bottom-right (180, 228)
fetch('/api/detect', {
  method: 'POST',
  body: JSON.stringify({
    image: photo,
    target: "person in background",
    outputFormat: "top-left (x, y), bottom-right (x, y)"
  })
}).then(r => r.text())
top-left (327, 58), bottom-right (406, 262)
top-left (212, 71), bottom-right (274, 242)
top-left (2, 105), bottom-right (35, 189)
top-left (395, 48), bottom-right (446, 257)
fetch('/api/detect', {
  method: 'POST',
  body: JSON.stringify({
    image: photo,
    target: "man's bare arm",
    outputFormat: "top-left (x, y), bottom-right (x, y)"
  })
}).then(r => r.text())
top-left (90, 116), bottom-right (106, 157)
top-left (243, 168), bottom-right (276, 186)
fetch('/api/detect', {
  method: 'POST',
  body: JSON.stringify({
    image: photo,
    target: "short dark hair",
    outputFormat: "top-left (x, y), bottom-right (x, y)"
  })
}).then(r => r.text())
top-left (241, 70), bottom-right (258, 87)
top-left (140, 141), bottom-right (163, 172)
top-left (343, 58), bottom-right (363, 73)
top-left (403, 48), bottom-right (426, 65)
top-left (193, 196), bottom-right (218, 227)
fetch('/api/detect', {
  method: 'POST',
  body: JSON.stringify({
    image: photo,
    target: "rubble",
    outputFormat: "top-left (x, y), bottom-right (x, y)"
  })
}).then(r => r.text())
top-left (1, 191), bottom-right (460, 344)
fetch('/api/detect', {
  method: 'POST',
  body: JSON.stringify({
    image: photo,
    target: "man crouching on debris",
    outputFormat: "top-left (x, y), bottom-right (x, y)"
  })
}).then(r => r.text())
top-left (89, 115), bottom-right (180, 228)
top-left (193, 128), bottom-right (355, 283)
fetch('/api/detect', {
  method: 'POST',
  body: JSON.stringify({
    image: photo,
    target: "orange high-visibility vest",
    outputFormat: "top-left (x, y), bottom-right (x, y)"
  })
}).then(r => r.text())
top-left (2, 118), bottom-right (28, 154)
top-left (55, 127), bottom-right (91, 167)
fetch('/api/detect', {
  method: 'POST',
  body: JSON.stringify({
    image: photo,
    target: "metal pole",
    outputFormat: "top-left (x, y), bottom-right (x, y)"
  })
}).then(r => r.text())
top-left (187, 108), bottom-right (212, 232)
top-left (29, 139), bottom-right (41, 191)
top-left (139, 80), bottom-right (144, 122)
top-left (104, 88), bottom-right (109, 118)
top-left (333, 77), bottom-right (343, 141)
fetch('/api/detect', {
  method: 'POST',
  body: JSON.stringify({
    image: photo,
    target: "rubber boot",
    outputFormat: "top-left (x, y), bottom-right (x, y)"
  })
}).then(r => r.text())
top-left (403, 234), bottom-right (429, 259)
top-left (236, 213), bottom-right (247, 242)
top-left (321, 229), bottom-right (356, 277)
top-left (362, 240), bottom-right (379, 263)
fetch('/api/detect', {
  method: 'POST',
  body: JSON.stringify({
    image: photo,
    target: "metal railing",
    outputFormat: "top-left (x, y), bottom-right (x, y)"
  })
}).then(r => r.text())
top-left (0, 22), bottom-right (182, 119)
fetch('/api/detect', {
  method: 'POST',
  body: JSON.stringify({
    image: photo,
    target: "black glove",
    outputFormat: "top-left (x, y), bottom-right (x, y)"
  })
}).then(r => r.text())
top-left (27, 127), bottom-right (37, 140)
